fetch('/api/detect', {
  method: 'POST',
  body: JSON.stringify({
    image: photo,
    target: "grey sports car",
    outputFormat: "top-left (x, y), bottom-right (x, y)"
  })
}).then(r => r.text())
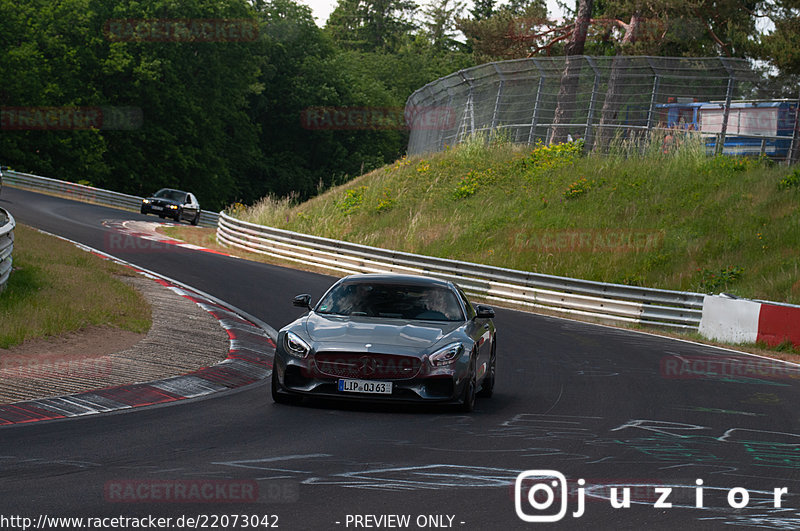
top-left (271, 273), bottom-right (496, 412)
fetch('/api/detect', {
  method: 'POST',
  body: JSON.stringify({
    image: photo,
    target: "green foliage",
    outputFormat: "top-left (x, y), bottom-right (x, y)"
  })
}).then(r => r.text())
top-left (453, 168), bottom-right (496, 198)
top-left (513, 140), bottom-right (583, 174)
top-left (470, 0), bottom-right (495, 20)
top-left (459, 0), bottom-right (763, 61)
top-left (326, 0), bottom-right (418, 53)
top-left (778, 168), bottom-right (800, 190)
top-left (456, 0), bottom-right (547, 60)
top-left (421, 0), bottom-right (466, 52)
top-left (453, 171), bottom-right (480, 198)
top-left (0, 0), bottom-right (472, 211)
top-left (696, 266), bottom-right (745, 294)
top-left (755, 0), bottom-right (800, 79)
top-left (702, 154), bottom-right (761, 174)
top-left (337, 186), bottom-right (368, 214)
top-left (374, 189), bottom-right (396, 212)
top-left (563, 176), bottom-right (592, 199)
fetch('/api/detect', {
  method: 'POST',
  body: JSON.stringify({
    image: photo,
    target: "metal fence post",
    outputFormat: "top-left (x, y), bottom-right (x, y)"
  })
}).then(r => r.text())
top-left (528, 59), bottom-right (545, 145)
top-left (490, 63), bottom-right (505, 135)
top-left (457, 72), bottom-right (475, 143)
top-left (717, 58), bottom-right (735, 155)
top-left (584, 57), bottom-right (600, 153)
top-left (789, 90), bottom-right (800, 164)
top-left (645, 57), bottom-right (661, 143)
top-left (440, 87), bottom-right (455, 151)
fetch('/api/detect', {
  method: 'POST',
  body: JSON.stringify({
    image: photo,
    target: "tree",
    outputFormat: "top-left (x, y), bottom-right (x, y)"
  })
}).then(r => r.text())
top-left (244, 0), bottom-right (409, 201)
top-left (549, 0), bottom-right (593, 144)
top-left (594, 9), bottom-right (642, 151)
top-left (757, 0), bottom-right (800, 90)
top-left (326, 0), bottom-right (418, 53)
top-left (457, 0), bottom-right (547, 61)
top-left (470, 0), bottom-right (495, 21)
top-left (421, 0), bottom-right (465, 51)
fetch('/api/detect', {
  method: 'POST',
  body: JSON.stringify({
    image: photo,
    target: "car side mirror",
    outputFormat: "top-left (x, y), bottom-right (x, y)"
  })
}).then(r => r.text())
top-left (475, 305), bottom-right (495, 319)
top-left (293, 294), bottom-right (312, 310)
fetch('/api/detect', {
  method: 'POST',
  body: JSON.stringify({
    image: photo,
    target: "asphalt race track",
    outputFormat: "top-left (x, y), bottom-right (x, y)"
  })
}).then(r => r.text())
top-left (2, 186), bottom-right (800, 530)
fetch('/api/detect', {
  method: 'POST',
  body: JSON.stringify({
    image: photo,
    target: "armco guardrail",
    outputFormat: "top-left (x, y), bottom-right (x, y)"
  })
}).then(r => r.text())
top-left (3, 170), bottom-right (219, 227)
top-left (217, 212), bottom-right (704, 330)
top-left (0, 208), bottom-right (15, 293)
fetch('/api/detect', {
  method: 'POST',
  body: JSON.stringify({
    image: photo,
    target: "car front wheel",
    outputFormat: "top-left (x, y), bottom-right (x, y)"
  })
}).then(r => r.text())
top-left (478, 339), bottom-right (496, 398)
top-left (460, 360), bottom-right (477, 412)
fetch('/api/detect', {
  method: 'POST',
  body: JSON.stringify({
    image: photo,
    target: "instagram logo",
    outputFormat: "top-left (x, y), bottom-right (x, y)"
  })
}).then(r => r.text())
top-left (514, 471), bottom-right (791, 522)
top-left (515, 470), bottom-right (581, 522)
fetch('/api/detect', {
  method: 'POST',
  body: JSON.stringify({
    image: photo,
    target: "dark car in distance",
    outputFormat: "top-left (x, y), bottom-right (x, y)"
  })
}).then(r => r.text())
top-left (140, 188), bottom-right (201, 225)
top-left (271, 273), bottom-right (496, 412)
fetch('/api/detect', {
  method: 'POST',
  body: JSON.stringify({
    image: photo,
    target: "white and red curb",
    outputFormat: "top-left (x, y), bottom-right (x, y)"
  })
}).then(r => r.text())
top-left (699, 294), bottom-right (800, 348)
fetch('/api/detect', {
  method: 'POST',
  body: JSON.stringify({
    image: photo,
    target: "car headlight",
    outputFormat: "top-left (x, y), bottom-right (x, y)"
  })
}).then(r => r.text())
top-left (168, 204), bottom-right (178, 209)
top-left (284, 331), bottom-right (310, 359)
top-left (142, 199), bottom-right (151, 204)
top-left (429, 342), bottom-right (464, 366)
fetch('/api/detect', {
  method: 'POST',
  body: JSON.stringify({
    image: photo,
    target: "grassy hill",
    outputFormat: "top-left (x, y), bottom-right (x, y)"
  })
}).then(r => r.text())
top-left (232, 135), bottom-right (800, 305)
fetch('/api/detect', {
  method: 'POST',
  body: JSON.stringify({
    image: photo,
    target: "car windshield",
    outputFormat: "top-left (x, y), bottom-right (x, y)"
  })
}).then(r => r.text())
top-left (153, 189), bottom-right (186, 202)
top-left (316, 281), bottom-right (464, 321)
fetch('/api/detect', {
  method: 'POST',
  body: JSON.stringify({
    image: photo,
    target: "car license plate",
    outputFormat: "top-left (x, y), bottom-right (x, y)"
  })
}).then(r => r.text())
top-left (338, 379), bottom-right (392, 394)
top-left (151, 205), bottom-right (163, 211)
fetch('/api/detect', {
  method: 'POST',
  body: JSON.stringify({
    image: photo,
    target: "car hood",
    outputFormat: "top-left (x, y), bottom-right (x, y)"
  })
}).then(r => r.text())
top-left (146, 197), bottom-right (180, 205)
top-left (301, 313), bottom-right (461, 352)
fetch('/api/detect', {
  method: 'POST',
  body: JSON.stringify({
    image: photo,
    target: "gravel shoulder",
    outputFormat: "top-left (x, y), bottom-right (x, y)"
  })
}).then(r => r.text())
top-left (0, 274), bottom-right (229, 404)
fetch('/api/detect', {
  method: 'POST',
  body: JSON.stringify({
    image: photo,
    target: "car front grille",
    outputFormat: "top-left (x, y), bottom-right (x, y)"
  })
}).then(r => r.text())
top-left (314, 352), bottom-right (422, 380)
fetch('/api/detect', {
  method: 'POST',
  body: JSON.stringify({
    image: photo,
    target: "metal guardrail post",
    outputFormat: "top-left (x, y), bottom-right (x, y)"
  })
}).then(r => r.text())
top-left (0, 208), bottom-right (15, 293)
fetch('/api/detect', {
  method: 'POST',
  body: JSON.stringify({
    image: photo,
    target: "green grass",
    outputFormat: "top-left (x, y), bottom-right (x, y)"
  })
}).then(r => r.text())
top-left (0, 224), bottom-right (151, 348)
top-left (232, 133), bottom-right (800, 304)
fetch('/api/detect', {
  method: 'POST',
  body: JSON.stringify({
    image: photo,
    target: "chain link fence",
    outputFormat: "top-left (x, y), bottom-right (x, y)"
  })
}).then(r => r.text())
top-left (406, 55), bottom-right (800, 163)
